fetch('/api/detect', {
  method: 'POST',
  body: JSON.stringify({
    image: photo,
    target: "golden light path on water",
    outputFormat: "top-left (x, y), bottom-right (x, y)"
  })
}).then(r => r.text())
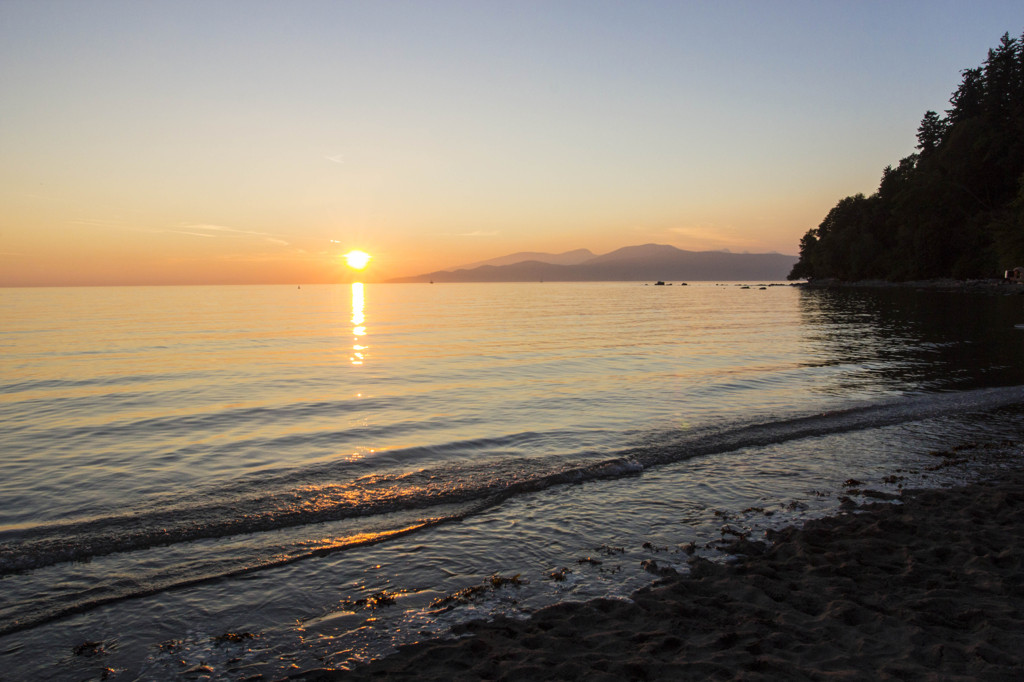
top-left (351, 282), bottom-right (366, 366)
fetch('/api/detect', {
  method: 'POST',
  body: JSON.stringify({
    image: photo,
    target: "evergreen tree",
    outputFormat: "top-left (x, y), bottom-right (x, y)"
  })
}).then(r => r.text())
top-left (915, 111), bottom-right (947, 156)
top-left (982, 33), bottom-right (1019, 122)
top-left (947, 67), bottom-right (985, 123)
top-left (789, 30), bottom-right (1024, 282)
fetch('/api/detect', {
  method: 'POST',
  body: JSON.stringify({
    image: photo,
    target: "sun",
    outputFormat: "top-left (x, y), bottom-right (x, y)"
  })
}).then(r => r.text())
top-left (344, 250), bottom-right (371, 270)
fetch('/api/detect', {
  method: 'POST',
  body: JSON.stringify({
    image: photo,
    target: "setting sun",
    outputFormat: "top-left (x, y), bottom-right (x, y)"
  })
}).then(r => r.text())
top-left (344, 250), bottom-right (371, 270)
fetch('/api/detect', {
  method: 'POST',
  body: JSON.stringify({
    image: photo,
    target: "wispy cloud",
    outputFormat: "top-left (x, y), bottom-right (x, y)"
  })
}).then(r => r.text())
top-left (69, 218), bottom-right (132, 228)
top-left (668, 225), bottom-right (756, 250)
top-left (67, 218), bottom-right (291, 246)
top-left (156, 223), bottom-right (291, 248)
top-left (219, 247), bottom-right (321, 263)
top-left (163, 223), bottom-right (282, 240)
top-left (166, 247), bottom-right (317, 264)
top-left (176, 223), bottom-right (272, 237)
top-left (171, 230), bottom-right (217, 238)
top-left (325, 154), bottom-right (346, 164)
top-left (446, 230), bottom-right (499, 237)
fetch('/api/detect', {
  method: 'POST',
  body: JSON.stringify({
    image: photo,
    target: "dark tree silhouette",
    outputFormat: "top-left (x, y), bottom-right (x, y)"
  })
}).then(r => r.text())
top-left (915, 111), bottom-right (947, 156)
top-left (790, 30), bottom-right (1024, 282)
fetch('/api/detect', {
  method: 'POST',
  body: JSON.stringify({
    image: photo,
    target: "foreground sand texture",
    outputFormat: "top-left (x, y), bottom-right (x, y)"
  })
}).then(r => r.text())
top-left (300, 469), bottom-right (1024, 680)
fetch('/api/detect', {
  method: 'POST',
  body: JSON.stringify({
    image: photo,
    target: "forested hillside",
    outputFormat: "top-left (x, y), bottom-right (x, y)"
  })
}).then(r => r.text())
top-left (789, 32), bottom-right (1024, 281)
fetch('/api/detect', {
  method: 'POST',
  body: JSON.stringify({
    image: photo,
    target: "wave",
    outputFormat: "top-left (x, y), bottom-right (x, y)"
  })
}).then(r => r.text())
top-left (629, 385), bottom-right (1024, 467)
top-left (4, 395), bottom-right (393, 440)
top-left (1, 385), bottom-right (1021, 637)
top-left (5, 385), bottom-right (1020, 577)
top-left (0, 373), bottom-right (186, 395)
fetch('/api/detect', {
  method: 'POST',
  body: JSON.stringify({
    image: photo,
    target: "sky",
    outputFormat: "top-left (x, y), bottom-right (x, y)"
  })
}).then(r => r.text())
top-left (1, 1), bottom-right (1021, 285)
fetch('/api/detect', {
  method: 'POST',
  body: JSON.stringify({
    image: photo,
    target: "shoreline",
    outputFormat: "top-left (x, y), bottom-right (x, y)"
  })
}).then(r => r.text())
top-left (797, 277), bottom-right (1024, 295)
top-left (297, 462), bottom-right (1024, 680)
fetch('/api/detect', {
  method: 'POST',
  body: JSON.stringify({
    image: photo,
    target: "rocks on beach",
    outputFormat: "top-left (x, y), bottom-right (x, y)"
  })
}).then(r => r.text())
top-left (299, 470), bottom-right (1024, 680)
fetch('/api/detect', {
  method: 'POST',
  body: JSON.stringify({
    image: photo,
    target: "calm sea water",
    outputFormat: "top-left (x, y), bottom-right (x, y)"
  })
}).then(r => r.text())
top-left (2, 282), bottom-right (1024, 679)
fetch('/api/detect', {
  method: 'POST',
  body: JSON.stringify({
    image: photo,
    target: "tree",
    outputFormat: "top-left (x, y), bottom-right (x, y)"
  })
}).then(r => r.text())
top-left (878, 154), bottom-right (919, 200)
top-left (789, 30), bottom-right (1024, 282)
top-left (915, 111), bottom-right (947, 156)
top-left (947, 67), bottom-right (985, 123)
top-left (788, 230), bottom-right (819, 280)
top-left (982, 33), bottom-right (1019, 122)
top-left (991, 173), bottom-right (1024, 271)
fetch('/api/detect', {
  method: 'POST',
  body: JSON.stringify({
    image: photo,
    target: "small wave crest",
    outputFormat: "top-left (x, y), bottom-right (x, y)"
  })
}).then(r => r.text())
top-left (629, 385), bottom-right (1024, 468)
top-left (3, 386), bottom-right (1021, 580)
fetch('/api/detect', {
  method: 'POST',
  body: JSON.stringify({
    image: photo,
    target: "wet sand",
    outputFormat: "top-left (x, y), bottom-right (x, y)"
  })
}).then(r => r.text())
top-left (295, 467), bottom-right (1024, 680)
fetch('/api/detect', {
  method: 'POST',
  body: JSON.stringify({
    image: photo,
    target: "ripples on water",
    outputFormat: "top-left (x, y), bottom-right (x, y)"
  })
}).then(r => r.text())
top-left (1, 282), bottom-right (1023, 678)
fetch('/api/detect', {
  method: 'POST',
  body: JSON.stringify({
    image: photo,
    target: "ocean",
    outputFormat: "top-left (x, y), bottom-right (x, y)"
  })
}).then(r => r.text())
top-left (2, 282), bottom-right (1024, 679)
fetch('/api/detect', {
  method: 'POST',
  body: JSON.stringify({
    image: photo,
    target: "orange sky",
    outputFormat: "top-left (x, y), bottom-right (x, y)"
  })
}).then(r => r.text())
top-left (2, 1), bottom-right (1021, 286)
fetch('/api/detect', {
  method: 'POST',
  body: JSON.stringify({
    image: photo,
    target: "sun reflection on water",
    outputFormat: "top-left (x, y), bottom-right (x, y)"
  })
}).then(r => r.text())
top-left (350, 282), bottom-right (367, 365)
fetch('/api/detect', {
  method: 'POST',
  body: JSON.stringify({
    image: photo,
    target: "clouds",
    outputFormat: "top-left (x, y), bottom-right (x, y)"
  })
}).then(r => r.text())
top-left (668, 224), bottom-right (760, 251)
top-left (167, 223), bottom-right (289, 247)
top-left (69, 218), bottom-right (133, 229)
top-left (5, 1), bottom-right (1020, 285)
top-left (175, 223), bottom-right (266, 237)
top-left (447, 230), bottom-right (499, 237)
top-left (171, 229), bottom-right (217, 238)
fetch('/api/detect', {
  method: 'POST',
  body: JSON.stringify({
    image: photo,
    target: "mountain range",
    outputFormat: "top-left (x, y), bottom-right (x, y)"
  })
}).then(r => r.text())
top-left (441, 248), bottom-right (597, 271)
top-left (388, 244), bottom-right (798, 283)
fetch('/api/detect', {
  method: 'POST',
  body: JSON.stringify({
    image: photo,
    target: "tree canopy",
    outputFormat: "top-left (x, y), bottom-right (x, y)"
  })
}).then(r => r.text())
top-left (789, 31), bottom-right (1024, 281)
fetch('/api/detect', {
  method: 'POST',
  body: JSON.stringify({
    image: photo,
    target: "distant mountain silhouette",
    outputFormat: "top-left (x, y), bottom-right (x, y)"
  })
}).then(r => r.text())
top-left (583, 243), bottom-right (701, 264)
top-left (388, 244), bottom-right (797, 283)
top-left (445, 248), bottom-right (596, 271)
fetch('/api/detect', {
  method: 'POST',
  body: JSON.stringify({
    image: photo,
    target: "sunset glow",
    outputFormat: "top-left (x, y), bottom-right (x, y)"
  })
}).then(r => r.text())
top-left (344, 251), bottom-right (371, 270)
top-left (1, 2), bottom-right (1020, 286)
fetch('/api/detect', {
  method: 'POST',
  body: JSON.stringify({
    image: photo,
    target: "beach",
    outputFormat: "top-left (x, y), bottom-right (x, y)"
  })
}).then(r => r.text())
top-left (302, 460), bottom-right (1024, 680)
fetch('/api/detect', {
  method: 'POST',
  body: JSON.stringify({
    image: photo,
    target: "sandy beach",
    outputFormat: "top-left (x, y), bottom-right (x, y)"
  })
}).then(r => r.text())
top-left (295, 464), bottom-right (1024, 680)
